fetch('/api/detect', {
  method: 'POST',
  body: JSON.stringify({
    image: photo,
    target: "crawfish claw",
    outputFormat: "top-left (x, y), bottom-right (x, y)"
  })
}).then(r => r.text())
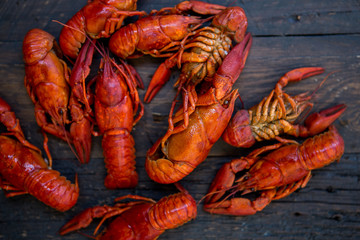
top-left (176, 0), bottom-right (226, 15)
top-left (301, 104), bottom-right (347, 137)
top-left (59, 206), bottom-right (112, 235)
top-left (205, 163), bottom-right (236, 203)
top-left (144, 61), bottom-right (173, 103)
top-left (204, 198), bottom-right (257, 216)
top-left (277, 67), bottom-right (325, 88)
top-left (70, 118), bottom-right (92, 164)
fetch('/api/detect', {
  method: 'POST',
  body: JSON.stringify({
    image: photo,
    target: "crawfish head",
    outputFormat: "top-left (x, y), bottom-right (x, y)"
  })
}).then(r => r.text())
top-left (212, 6), bottom-right (248, 42)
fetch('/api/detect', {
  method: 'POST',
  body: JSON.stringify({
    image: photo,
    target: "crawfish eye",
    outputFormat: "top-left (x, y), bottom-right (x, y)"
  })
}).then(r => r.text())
top-left (243, 176), bottom-right (249, 180)
top-left (58, 109), bottom-right (63, 115)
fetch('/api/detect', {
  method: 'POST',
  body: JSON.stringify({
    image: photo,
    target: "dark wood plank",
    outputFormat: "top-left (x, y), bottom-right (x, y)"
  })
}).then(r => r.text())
top-left (0, 0), bottom-right (359, 239)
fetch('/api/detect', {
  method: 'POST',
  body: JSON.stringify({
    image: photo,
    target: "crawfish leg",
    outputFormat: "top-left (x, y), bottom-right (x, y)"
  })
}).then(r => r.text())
top-left (272, 171), bottom-right (312, 200)
top-left (275, 67), bottom-right (325, 118)
top-left (204, 189), bottom-right (277, 216)
top-left (162, 85), bottom-right (197, 144)
top-left (0, 178), bottom-right (28, 197)
top-left (101, 10), bottom-right (146, 38)
top-left (41, 130), bottom-right (53, 168)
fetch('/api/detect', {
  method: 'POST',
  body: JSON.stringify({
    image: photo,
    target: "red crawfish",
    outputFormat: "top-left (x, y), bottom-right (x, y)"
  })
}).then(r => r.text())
top-left (145, 34), bottom-right (252, 184)
top-left (93, 49), bottom-right (144, 189)
top-left (203, 125), bottom-right (345, 215)
top-left (144, 6), bottom-right (248, 104)
top-left (59, 183), bottom-right (197, 239)
top-left (108, 1), bottom-right (226, 59)
top-left (59, 0), bottom-right (146, 59)
top-left (222, 67), bottom-right (346, 148)
top-left (23, 28), bottom-right (92, 164)
top-left (0, 97), bottom-right (79, 212)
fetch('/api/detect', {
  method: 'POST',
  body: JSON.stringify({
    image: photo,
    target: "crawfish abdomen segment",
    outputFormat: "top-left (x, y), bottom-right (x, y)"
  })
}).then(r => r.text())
top-left (59, 11), bottom-right (86, 59)
top-left (300, 125), bottom-right (344, 170)
top-left (22, 28), bottom-right (57, 65)
top-left (25, 169), bottom-right (79, 212)
top-left (103, 130), bottom-right (137, 189)
top-left (148, 191), bottom-right (197, 230)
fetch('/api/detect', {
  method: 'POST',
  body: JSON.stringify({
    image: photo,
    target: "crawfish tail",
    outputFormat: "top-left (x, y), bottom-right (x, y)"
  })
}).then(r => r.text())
top-left (25, 168), bottom-right (79, 212)
top-left (23, 28), bottom-right (55, 65)
top-left (103, 129), bottom-right (138, 189)
top-left (300, 125), bottom-right (344, 170)
top-left (145, 145), bottom-right (196, 184)
top-left (148, 191), bottom-right (197, 230)
top-left (109, 23), bottom-right (138, 58)
top-left (59, 11), bottom-right (86, 59)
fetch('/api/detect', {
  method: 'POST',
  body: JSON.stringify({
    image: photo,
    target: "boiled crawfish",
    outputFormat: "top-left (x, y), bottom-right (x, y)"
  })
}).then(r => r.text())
top-left (93, 49), bottom-right (143, 189)
top-left (144, 6), bottom-right (248, 104)
top-left (204, 125), bottom-right (344, 215)
top-left (59, 0), bottom-right (146, 59)
top-left (222, 67), bottom-right (346, 148)
top-left (0, 97), bottom-right (79, 212)
top-left (108, 1), bottom-right (226, 59)
top-left (23, 28), bottom-right (71, 142)
top-left (23, 28), bottom-right (92, 164)
top-left (146, 34), bottom-right (252, 184)
top-left (59, 183), bottom-right (197, 239)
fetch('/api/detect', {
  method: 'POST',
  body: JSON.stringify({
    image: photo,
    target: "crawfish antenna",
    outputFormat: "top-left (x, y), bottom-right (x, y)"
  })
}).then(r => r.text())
top-left (197, 184), bottom-right (241, 206)
top-left (52, 19), bottom-right (106, 60)
top-left (308, 70), bottom-right (340, 99)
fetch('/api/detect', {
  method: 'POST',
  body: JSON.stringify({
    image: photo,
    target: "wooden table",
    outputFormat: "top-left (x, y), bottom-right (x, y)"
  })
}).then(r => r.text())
top-left (0, 0), bottom-right (359, 239)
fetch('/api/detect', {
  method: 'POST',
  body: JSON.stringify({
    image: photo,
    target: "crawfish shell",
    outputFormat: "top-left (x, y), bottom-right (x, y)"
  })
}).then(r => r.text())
top-left (23, 28), bottom-right (57, 65)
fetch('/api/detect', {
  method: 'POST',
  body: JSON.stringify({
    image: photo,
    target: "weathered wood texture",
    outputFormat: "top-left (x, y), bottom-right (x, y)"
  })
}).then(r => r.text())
top-left (0, 0), bottom-right (359, 239)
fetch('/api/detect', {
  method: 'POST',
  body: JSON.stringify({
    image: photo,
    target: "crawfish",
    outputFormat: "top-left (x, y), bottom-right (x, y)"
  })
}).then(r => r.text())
top-left (144, 6), bottom-right (248, 103)
top-left (203, 125), bottom-right (345, 215)
top-left (93, 49), bottom-right (143, 189)
top-left (108, 1), bottom-right (226, 59)
top-left (59, 183), bottom-right (197, 239)
top-left (146, 34), bottom-right (252, 184)
top-left (0, 97), bottom-right (79, 212)
top-left (222, 67), bottom-right (346, 148)
top-left (23, 28), bottom-right (92, 164)
top-left (59, 0), bottom-right (146, 59)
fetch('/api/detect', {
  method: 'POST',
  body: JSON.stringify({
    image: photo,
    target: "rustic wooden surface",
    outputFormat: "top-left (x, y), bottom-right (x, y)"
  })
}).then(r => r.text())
top-left (0, 0), bottom-right (359, 239)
